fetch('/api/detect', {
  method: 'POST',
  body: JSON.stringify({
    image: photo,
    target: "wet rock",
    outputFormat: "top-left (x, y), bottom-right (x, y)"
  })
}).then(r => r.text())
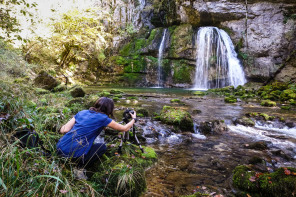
top-left (136, 108), bottom-right (149, 117)
top-left (34, 71), bottom-right (59, 90)
top-left (199, 120), bottom-right (228, 135)
top-left (160, 106), bottom-right (193, 132)
top-left (286, 122), bottom-right (295, 128)
top-left (192, 109), bottom-right (202, 115)
top-left (234, 116), bottom-right (255, 127)
top-left (70, 87), bottom-right (86, 98)
top-left (271, 149), bottom-right (293, 161)
top-left (248, 156), bottom-right (263, 164)
top-left (245, 141), bottom-right (271, 151)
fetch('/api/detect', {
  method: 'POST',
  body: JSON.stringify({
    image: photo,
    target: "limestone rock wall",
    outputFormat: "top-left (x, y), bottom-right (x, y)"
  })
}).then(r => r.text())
top-left (97, 0), bottom-right (296, 86)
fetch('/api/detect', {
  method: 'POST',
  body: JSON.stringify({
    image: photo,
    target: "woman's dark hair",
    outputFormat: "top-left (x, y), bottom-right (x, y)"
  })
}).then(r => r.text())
top-left (89, 97), bottom-right (114, 117)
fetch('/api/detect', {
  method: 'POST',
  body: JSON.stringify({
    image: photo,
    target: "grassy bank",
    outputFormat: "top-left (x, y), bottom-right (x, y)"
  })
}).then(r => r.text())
top-left (0, 41), bottom-right (157, 196)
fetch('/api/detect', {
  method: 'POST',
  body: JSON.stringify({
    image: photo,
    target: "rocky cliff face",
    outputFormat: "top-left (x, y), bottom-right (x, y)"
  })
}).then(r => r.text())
top-left (99, 0), bottom-right (296, 87)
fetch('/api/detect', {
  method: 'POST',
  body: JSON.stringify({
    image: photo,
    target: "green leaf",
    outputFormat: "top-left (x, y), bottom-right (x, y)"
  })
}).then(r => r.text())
top-left (0, 177), bottom-right (7, 191)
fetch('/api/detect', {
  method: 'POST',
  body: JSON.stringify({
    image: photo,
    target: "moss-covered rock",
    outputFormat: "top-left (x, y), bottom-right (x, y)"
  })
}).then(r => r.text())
top-left (233, 165), bottom-right (296, 197)
top-left (34, 71), bottom-right (60, 90)
top-left (110, 89), bottom-right (124, 94)
top-left (169, 24), bottom-right (194, 59)
top-left (171, 60), bottom-right (194, 84)
top-left (280, 89), bottom-right (296, 101)
top-left (136, 108), bottom-right (149, 117)
top-left (234, 116), bottom-right (255, 127)
top-left (224, 95), bottom-right (237, 103)
top-left (170, 98), bottom-right (181, 103)
top-left (281, 105), bottom-right (291, 110)
top-left (112, 97), bottom-right (119, 102)
top-left (70, 87), bottom-right (85, 98)
top-left (261, 100), bottom-right (276, 107)
top-left (159, 106), bottom-right (193, 132)
top-left (98, 91), bottom-right (111, 97)
top-left (246, 141), bottom-right (269, 150)
top-left (246, 112), bottom-right (276, 121)
top-left (193, 91), bottom-right (206, 96)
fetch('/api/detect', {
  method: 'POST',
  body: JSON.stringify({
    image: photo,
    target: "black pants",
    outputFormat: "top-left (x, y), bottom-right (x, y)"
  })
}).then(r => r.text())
top-left (76, 143), bottom-right (107, 168)
top-left (58, 143), bottom-right (107, 168)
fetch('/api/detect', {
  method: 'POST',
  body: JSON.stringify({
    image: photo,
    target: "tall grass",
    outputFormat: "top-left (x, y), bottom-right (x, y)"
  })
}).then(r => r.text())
top-left (0, 39), bottom-right (153, 196)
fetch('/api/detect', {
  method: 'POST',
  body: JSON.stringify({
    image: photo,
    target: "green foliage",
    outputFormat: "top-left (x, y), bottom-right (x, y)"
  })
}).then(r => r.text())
top-left (91, 144), bottom-right (157, 196)
top-left (0, 0), bottom-right (37, 41)
top-left (0, 39), bottom-right (36, 80)
top-left (25, 8), bottom-right (114, 77)
top-left (118, 23), bottom-right (137, 37)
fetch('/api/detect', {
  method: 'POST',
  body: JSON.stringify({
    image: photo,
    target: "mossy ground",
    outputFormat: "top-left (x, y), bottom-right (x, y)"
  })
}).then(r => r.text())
top-left (233, 165), bottom-right (296, 197)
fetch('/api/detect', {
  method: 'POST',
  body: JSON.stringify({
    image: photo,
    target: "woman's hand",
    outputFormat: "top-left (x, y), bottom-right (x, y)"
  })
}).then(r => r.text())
top-left (130, 111), bottom-right (136, 119)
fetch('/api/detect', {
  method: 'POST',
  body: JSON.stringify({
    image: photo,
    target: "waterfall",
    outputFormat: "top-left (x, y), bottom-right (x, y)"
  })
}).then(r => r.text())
top-left (139, 0), bottom-right (146, 9)
top-left (193, 27), bottom-right (246, 90)
top-left (156, 28), bottom-right (167, 87)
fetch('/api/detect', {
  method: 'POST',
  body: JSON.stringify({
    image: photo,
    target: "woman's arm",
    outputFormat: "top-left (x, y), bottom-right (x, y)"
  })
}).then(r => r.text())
top-left (107, 112), bottom-right (137, 132)
top-left (60, 117), bottom-right (75, 134)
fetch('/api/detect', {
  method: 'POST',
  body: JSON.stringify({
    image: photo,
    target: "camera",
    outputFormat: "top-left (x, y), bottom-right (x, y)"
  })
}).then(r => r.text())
top-left (123, 109), bottom-right (134, 122)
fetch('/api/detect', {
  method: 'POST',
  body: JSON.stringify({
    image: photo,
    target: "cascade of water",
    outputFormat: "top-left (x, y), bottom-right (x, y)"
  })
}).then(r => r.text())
top-left (139, 0), bottom-right (146, 9)
top-left (156, 28), bottom-right (167, 87)
top-left (193, 27), bottom-right (246, 90)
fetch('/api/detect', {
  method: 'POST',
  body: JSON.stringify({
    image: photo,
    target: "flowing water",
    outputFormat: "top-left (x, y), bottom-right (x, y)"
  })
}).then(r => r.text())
top-left (156, 29), bottom-right (168, 87)
top-left (193, 27), bottom-right (246, 90)
top-left (85, 87), bottom-right (296, 196)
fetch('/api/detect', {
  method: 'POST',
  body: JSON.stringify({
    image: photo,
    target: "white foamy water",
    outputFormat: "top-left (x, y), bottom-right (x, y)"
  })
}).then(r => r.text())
top-left (193, 27), bottom-right (246, 89)
top-left (193, 123), bottom-right (207, 139)
top-left (255, 122), bottom-right (296, 138)
top-left (142, 120), bottom-right (182, 143)
top-left (228, 124), bottom-right (296, 157)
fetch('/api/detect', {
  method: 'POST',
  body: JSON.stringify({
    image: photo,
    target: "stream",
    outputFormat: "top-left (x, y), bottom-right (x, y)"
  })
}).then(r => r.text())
top-left (86, 87), bottom-right (296, 196)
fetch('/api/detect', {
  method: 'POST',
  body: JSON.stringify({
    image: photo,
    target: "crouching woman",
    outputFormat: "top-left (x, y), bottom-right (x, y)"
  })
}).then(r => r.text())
top-left (56, 97), bottom-right (137, 168)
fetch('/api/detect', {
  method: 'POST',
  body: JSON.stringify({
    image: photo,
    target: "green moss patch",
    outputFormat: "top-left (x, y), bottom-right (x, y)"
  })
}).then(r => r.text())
top-left (160, 105), bottom-right (193, 132)
top-left (261, 100), bottom-right (277, 107)
top-left (233, 165), bottom-right (296, 196)
top-left (224, 95), bottom-right (237, 103)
